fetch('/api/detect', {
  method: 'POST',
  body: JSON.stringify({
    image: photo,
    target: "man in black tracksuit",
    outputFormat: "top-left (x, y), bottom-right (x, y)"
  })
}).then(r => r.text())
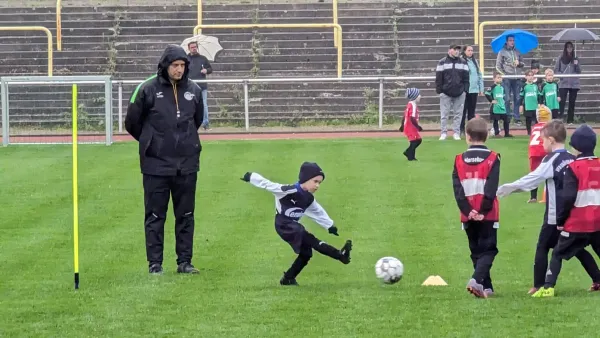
top-left (125, 44), bottom-right (205, 274)
top-left (436, 43), bottom-right (470, 140)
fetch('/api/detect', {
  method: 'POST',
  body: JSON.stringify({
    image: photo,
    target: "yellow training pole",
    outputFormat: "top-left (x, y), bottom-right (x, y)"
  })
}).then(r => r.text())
top-left (72, 84), bottom-right (80, 290)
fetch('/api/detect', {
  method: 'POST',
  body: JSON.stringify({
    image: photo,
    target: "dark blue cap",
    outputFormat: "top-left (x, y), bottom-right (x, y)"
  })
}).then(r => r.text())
top-left (569, 124), bottom-right (597, 154)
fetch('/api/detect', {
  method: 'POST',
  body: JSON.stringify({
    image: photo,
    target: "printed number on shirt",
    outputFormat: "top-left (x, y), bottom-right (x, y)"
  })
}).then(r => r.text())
top-left (530, 130), bottom-right (541, 146)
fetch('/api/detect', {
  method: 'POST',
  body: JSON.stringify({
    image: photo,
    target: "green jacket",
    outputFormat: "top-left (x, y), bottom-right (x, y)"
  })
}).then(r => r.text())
top-left (485, 84), bottom-right (506, 114)
top-left (520, 82), bottom-right (539, 111)
top-left (540, 81), bottom-right (560, 110)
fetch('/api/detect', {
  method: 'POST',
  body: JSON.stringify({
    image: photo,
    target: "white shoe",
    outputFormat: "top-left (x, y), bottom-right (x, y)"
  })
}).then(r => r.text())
top-left (453, 134), bottom-right (461, 140)
top-left (439, 133), bottom-right (447, 140)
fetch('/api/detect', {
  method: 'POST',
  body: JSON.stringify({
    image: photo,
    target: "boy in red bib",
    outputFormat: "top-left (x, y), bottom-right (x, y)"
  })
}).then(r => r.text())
top-left (452, 117), bottom-right (501, 298)
top-left (527, 105), bottom-right (552, 203)
top-left (533, 125), bottom-right (600, 297)
top-left (400, 88), bottom-right (423, 161)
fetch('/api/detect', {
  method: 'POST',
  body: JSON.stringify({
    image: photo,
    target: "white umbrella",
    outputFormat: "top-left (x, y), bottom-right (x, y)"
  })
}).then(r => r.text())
top-left (180, 34), bottom-right (224, 61)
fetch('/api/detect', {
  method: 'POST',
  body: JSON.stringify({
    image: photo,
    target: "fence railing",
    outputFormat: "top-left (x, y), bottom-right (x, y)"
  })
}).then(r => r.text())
top-left (114, 73), bottom-right (595, 131)
top-left (196, 0), bottom-right (339, 46)
top-left (0, 26), bottom-right (54, 76)
top-left (0, 73), bottom-right (596, 146)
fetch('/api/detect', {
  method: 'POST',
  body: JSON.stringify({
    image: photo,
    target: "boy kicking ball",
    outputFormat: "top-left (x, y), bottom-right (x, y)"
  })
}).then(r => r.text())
top-left (452, 118), bottom-right (501, 298)
top-left (241, 162), bottom-right (352, 286)
top-left (497, 120), bottom-right (600, 295)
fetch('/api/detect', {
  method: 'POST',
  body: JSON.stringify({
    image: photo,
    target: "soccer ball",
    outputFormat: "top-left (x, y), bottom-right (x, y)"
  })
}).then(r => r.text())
top-left (375, 256), bottom-right (404, 284)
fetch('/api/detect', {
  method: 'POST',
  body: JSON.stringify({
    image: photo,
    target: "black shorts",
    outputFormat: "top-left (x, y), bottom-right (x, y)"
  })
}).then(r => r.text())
top-left (275, 216), bottom-right (307, 254)
top-left (553, 231), bottom-right (600, 260)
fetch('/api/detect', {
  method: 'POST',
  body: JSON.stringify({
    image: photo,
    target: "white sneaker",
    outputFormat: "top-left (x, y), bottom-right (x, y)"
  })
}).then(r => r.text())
top-left (453, 133), bottom-right (461, 140)
top-left (439, 133), bottom-right (447, 140)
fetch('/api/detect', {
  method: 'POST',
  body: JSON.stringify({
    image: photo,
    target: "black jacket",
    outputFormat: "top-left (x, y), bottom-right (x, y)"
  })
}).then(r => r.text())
top-left (187, 54), bottom-right (213, 90)
top-left (435, 55), bottom-right (470, 98)
top-left (125, 45), bottom-right (205, 176)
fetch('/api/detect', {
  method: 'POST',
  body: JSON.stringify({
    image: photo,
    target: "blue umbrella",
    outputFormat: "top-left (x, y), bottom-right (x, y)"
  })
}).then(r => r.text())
top-left (491, 29), bottom-right (539, 54)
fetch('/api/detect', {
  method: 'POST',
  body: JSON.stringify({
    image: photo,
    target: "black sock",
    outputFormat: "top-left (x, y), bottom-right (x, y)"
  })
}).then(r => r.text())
top-left (284, 254), bottom-right (311, 279)
top-left (313, 241), bottom-right (342, 260)
top-left (531, 188), bottom-right (538, 200)
top-left (303, 231), bottom-right (342, 260)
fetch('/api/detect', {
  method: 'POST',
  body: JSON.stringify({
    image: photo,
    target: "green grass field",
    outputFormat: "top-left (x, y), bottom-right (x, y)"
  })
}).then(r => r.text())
top-left (2, 136), bottom-right (600, 337)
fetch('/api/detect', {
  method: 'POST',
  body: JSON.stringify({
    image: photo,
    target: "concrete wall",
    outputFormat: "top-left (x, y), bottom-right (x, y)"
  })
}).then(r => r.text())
top-left (0, 0), bottom-right (598, 130)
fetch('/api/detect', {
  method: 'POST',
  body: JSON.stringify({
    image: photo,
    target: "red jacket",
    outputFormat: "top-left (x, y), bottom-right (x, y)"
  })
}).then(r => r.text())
top-left (528, 123), bottom-right (547, 158)
top-left (562, 156), bottom-right (600, 233)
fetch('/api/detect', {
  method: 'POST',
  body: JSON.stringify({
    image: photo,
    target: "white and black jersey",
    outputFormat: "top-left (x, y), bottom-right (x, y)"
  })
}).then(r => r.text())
top-left (248, 173), bottom-right (334, 229)
top-left (497, 149), bottom-right (575, 225)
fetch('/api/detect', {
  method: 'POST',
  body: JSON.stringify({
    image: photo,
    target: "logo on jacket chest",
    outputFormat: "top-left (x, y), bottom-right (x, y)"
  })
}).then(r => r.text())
top-left (184, 92), bottom-right (195, 101)
top-left (284, 207), bottom-right (304, 218)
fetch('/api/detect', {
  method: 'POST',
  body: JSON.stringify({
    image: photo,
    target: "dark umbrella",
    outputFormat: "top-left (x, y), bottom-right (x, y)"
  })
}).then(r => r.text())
top-left (551, 28), bottom-right (600, 43)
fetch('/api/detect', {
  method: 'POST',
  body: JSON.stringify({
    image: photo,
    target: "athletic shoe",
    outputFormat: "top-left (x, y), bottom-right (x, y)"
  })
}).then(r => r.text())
top-left (467, 278), bottom-right (487, 298)
top-left (340, 240), bottom-right (353, 264)
top-left (280, 274), bottom-right (299, 286)
top-left (532, 287), bottom-right (555, 297)
top-left (149, 263), bottom-right (163, 274)
top-left (177, 262), bottom-right (199, 274)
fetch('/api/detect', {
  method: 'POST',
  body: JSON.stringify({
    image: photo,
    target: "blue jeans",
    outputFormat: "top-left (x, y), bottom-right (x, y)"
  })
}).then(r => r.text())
top-left (201, 89), bottom-right (209, 127)
top-left (502, 78), bottom-right (522, 122)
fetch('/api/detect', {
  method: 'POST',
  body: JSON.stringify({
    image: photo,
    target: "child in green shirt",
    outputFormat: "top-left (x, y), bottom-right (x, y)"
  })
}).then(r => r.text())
top-left (485, 72), bottom-right (512, 137)
top-left (519, 70), bottom-right (540, 135)
top-left (539, 69), bottom-right (561, 119)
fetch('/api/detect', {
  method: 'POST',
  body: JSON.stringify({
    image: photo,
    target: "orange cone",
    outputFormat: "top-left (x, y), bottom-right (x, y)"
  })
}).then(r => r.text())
top-left (539, 187), bottom-right (547, 203)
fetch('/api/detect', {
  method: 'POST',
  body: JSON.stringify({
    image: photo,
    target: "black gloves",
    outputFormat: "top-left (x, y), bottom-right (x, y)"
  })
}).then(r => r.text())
top-left (328, 226), bottom-right (339, 236)
top-left (240, 172), bottom-right (251, 182)
top-left (417, 125), bottom-right (423, 132)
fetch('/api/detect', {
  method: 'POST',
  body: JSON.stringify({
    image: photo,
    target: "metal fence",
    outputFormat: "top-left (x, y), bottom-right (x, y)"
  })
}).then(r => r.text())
top-left (0, 73), bottom-right (595, 146)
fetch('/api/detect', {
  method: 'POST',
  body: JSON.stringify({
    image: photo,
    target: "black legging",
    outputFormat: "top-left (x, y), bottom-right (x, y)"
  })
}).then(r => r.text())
top-left (559, 88), bottom-right (579, 123)
top-left (460, 93), bottom-right (479, 133)
top-left (404, 139), bottom-right (422, 161)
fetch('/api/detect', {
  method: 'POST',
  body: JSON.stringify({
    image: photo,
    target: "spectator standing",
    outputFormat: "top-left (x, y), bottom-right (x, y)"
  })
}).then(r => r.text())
top-left (436, 43), bottom-right (470, 140)
top-left (554, 41), bottom-right (581, 124)
top-left (495, 35), bottom-right (525, 124)
top-left (187, 41), bottom-right (213, 130)
top-left (460, 45), bottom-right (484, 135)
top-left (125, 45), bottom-right (205, 275)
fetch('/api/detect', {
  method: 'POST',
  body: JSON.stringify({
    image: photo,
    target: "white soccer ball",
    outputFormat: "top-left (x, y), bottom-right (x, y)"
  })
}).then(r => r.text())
top-left (375, 256), bottom-right (404, 284)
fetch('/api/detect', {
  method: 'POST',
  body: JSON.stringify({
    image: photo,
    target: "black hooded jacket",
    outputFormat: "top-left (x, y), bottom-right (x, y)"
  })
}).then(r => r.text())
top-left (125, 45), bottom-right (205, 176)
